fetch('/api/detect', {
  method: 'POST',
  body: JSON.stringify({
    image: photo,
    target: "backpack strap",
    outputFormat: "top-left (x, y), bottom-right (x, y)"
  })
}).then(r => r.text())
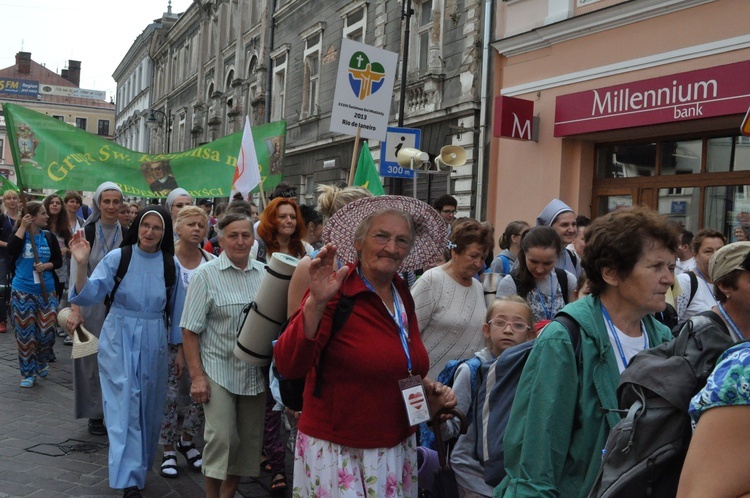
top-left (552, 312), bottom-right (582, 359)
top-left (566, 248), bottom-right (578, 268)
top-left (162, 252), bottom-right (176, 325)
top-left (84, 223), bottom-right (96, 248)
top-left (554, 267), bottom-right (570, 304)
top-left (686, 271), bottom-right (698, 309)
top-left (501, 254), bottom-right (511, 274)
top-left (312, 294), bottom-right (356, 398)
top-left (104, 245), bottom-right (132, 314)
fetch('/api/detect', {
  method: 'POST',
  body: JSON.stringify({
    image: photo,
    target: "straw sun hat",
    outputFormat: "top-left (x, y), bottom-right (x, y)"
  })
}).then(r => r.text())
top-left (57, 307), bottom-right (98, 359)
top-left (322, 195), bottom-right (448, 272)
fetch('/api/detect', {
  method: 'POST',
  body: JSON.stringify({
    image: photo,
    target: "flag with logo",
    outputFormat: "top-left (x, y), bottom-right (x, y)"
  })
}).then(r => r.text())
top-left (353, 141), bottom-right (385, 195)
top-left (231, 115), bottom-right (262, 200)
top-left (2, 103), bottom-right (286, 198)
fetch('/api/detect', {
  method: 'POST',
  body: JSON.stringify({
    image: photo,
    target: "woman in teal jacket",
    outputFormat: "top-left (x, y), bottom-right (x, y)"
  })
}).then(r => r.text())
top-left (495, 207), bottom-right (678, 498)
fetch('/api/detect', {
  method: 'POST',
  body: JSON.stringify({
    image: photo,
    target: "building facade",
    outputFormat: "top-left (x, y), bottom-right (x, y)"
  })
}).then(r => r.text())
top-left (487, 0), bottom-right (750, 239)
top-left (118, 0), bottom-right (486, 214)
top-left (0, 52), bottom-right (115, 189)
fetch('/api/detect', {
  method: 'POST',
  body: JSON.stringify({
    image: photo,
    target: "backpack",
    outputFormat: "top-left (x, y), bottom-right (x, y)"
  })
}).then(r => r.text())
top-left (83, 222), bottom-right (126, 253)
top-left (683, 271), bottom-right (699, 310)
top-left (476, 313), bottom-right (582, 487)
top-left (587, 312), bottom-right (736, 498)
top-left (418, 356), bottom-right (483, 450)
top-left (105, 245), bottom-right (176, 323)
top-left (272, 294), bottom-right (355, 412)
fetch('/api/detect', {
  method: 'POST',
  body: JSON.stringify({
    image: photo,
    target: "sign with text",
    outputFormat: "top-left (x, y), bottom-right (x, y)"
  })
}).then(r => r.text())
top-left (555, 60), bottom-right (750, 136)
top-left (379, 127), bottom-right (420, 179)
top-left (39, 84), bottom-right (106, 101)
top-left (494, 95), bottom-right (534, 140)
top-left (330, 39), bottom-right (398, 141)
top-left (0, 78), bottom-right (39, 97)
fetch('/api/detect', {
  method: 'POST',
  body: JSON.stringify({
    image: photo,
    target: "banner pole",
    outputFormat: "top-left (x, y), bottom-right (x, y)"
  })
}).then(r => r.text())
top-left (348, 127), bottom-right (362, 187)
top-left (259, 181), bottom-right (267, 210)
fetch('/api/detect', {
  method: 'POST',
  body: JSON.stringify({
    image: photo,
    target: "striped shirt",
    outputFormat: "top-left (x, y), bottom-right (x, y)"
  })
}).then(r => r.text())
top-left (180, 251), bottom-right (265, 396)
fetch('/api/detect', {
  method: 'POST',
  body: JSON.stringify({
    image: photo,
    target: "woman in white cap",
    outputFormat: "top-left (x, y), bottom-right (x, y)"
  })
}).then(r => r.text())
top-left (677, 241), bottom-right (750, 497)
top-left (166, 187), bottom-right (193, 224)
top-left (67, 181), bottom-right (126, 436)
top-left (69, 205), bottom-right (183, 498)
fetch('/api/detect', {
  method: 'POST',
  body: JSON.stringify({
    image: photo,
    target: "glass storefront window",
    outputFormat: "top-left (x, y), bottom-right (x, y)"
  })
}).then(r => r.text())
top-left (705, 185), bottom-right (750, 242)
top-left (597, 195), bottom-right (632, 214)
top-left (707, 136), bottom-right (750, 173)
top-left (596, 143), bottom-right (656, 178)
top-left (658, 187), bottom-right (700, 233)
top-left (660, 139), bottom-right (702, 175)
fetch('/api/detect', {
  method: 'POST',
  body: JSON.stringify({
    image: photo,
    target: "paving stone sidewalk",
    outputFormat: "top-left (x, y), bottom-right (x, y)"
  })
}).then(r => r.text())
top-left (0, 327), bottom-right (292, 497)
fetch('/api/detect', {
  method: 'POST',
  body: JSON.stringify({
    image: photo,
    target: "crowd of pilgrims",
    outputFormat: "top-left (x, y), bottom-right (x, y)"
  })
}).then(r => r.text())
top-left (2, 181), bottom-right (749, 498)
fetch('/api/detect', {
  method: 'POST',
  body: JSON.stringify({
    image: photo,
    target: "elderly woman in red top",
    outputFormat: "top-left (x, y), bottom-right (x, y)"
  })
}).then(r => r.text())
top-left (275, 196), bottom-right (455, 498)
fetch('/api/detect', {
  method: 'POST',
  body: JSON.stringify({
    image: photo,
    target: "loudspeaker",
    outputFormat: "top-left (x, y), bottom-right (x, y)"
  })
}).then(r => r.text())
top-left (436, 146), bottom-right (466, 169)
top-left (396, 147), bottom-right (429, 168)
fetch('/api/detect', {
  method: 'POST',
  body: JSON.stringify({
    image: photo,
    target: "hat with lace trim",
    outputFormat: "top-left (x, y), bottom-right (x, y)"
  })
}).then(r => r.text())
top-left (322, 195), bottom-right (447, 272)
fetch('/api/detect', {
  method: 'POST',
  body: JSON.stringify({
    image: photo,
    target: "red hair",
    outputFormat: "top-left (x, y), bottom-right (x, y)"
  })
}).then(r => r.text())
top-left (257, 197), bottom-right (306, 258)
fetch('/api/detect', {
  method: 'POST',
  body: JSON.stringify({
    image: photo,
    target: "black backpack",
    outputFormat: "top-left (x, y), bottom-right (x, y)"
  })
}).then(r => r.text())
top-left (588, 312), bottom-right (736, 498)
top-left (272, 295), bottom-right (355, 412)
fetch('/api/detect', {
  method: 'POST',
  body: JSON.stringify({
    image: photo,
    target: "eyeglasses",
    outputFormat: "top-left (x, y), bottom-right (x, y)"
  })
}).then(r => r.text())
top-left (441, 209), bottom-right (457, 215)
top-left (488, 318), bottom-right (531, 332)
top-left (140, 223), bottom-right (164, 234)
top-left (369, 233), bottom-right (411, 249)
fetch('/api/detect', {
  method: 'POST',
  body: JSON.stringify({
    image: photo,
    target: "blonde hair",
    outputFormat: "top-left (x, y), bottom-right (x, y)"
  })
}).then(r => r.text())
top-left (486, 295), bottom-right (535, 329)
top-left (174, 205), bottom-right (208, 231)
top-left (316, 184), bottom-right (373, 221)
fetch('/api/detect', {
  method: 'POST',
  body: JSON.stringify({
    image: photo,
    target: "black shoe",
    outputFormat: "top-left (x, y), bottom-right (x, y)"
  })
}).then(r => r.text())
top-left (88, 418), bottom-right (107, 436)
top-left (123, 486), bottom-right (142, 498)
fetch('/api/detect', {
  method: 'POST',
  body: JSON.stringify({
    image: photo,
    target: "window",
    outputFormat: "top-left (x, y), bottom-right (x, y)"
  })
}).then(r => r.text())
top-left (342, 4), bottom-right (366, 42)
top-left (98, 120), bottom-right (110, 136)
top-left (301, 174), bottom-right (315, 203)
top-left (271, 47), bottom-right (289, 122)
top-left (417, 0), bottom-right (433, 73)
top-left (302, 30), bottom-right (322, 119)
top-left (52, 115), bottom-right (64, 121)
top-left (75, 118), bottom-right (87, 130)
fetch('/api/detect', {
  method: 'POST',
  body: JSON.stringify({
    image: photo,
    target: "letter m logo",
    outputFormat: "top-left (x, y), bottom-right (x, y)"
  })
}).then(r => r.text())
top-left (494, 96), bottom-right (534, 141)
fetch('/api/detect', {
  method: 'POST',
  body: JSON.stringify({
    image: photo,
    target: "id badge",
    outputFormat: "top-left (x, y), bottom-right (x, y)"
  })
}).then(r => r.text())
top-left (33, 270), bottom-right (41, 284)
top-left (399, 375), bottom-right (431, 426)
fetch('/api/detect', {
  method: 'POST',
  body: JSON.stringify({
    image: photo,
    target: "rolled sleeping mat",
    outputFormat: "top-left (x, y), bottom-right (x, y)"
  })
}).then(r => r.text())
top-left (234, 252), bottom-right (299, 366)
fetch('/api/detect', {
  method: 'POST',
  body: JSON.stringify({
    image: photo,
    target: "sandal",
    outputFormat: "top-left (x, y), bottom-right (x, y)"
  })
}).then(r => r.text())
top-left (123, 486), bottom-right (142, 498)
top-left (176, 440), bottom-right (202, 470)
top-left (270, 473), bottom-right (288, 494)
top-left (260, 455), bottom-right (272, 472)
top-left (160, 453), bottom-right (178, 478)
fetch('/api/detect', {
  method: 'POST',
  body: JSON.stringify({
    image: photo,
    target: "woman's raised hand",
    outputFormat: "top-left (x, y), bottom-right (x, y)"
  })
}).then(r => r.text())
top-left (307, 244), bottom-right (349, 306)
top-left (68, 231), bottom-right (91, 265)
top-left (20, 214), bottom-right (33, 229)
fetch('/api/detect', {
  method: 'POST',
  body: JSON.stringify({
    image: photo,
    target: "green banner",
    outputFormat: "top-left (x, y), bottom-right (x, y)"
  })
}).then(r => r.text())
top-left (2, 103), bottom-right (287, 198)
top-left (0, 174), bottom-right (20, 195)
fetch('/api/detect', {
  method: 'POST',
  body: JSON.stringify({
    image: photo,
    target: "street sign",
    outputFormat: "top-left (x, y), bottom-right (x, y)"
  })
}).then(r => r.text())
top-left (379, 127), bottom-right (420, 179)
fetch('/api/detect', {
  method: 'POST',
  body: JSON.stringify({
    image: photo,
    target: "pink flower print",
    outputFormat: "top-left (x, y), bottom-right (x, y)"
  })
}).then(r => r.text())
top-left (296, 432), bottom-right (310, 458)
top-left (315, 485), bottom-right (331, 498)
top-left (338, 468), bottom-right (356, 490)
top-left (402, 459), bottom-right (414, 493)
top-left (385, 472), bottom-right (399, 498)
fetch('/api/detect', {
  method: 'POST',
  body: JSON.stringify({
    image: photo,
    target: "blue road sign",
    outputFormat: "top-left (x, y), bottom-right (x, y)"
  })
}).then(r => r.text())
top-left (380, 127), bottom-right (420, 179)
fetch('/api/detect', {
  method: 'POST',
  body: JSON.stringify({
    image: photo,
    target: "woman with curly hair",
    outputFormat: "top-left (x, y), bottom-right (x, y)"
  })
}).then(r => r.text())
top-left (43, 194), bottom-right (73, 306)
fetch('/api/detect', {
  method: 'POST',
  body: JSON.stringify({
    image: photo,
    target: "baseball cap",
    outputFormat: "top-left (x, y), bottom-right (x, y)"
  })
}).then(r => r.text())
top-left (197, 199), bottom-right (213, 206)
top-left (709, 241), bottom-right (750, 282)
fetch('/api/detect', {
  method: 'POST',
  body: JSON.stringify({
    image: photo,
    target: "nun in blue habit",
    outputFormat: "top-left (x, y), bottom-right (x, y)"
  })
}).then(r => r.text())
top-left (69, 205), bottom-right (184, 498)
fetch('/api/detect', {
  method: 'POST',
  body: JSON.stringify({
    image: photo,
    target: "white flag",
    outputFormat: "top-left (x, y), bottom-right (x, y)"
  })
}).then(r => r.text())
top-left (231, 115), bottom-right (262, 199)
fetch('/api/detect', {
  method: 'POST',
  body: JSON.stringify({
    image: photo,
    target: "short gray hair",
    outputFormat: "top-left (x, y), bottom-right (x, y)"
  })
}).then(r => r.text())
top-left (353, 208), bottom-right (416, 249)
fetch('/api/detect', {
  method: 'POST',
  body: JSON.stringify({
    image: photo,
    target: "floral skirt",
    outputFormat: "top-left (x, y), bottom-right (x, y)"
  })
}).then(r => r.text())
top-left (293, 430), bottom-right (418, 498)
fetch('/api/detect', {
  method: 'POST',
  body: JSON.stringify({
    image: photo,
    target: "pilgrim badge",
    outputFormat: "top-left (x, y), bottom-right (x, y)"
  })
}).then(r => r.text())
top-left (399, 375), bottom-right (430, 426)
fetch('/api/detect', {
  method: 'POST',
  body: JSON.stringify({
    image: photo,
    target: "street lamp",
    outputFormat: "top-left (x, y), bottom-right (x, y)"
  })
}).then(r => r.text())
top-left (147, 109), bottom-right (173, 153)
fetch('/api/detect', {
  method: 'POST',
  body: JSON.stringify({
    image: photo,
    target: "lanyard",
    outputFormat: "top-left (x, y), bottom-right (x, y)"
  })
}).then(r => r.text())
top-left (693, 268), bottom-right (718, 304)
top-left (601, 304), bottom-right (648, 371)
top-left (718, 303), bottom-right (745, 341)
top-left (98, 222), bottom-right (119, 257)
top-left (534, 272), bottom-right (556, 320)
top-left (358, 268), bottom-right (412, 373)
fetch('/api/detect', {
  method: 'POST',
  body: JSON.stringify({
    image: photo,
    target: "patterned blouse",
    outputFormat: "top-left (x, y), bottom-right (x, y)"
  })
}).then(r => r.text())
top-left (689, 342), bottom-right (750, 423)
